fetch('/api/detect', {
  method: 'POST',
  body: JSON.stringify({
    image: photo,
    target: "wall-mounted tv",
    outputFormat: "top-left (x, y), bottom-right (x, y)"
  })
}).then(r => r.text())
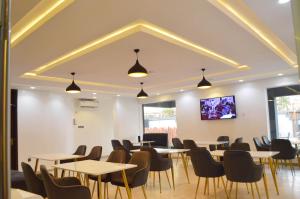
top-left (200, 95), bottom-right (236, 120)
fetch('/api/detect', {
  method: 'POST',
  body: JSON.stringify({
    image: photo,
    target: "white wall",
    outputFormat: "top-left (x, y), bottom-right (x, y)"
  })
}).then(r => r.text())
top-left (141, 75), bottom-right (300, 149)
top-left (18, 90), bottom-right (75, 168)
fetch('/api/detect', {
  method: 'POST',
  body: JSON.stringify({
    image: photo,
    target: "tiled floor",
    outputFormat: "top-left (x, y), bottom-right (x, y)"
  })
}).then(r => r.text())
top-left (91, 160), bottom-right (300, 199)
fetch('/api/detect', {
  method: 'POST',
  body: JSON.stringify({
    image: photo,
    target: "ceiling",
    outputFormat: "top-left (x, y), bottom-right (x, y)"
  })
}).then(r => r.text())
top-left (11, 0), bottom-right (299, 96)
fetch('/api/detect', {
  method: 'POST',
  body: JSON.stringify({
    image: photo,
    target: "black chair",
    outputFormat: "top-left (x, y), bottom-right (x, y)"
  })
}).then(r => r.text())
top-left (111, 140), bottom-right (123, 150)
top-left (11, 170), bottom-right (27, 191)
top-left (262, 136), bottom-right (271, 147)
top-left (141, 147), bottom-right (174, 193)
top-left (271, 139), bottom-right (297, 173)
top-left (110, 151), bottom-right (150, 199)
top-left (21, 162), bottom-right (47, 197)
top-left (230, 143), bottom-right (251, 151)
top-left (217, 136), bottom-right (230, 150)
top-left (172, 138), bottom-right (184, 149)
top-left (40, 165), bottom-right (91, 199)
top-left (234, 137), bottom-right (243, 143)
top-left (78, 146), bottom-right (102, 161)
top-left (191, 148), bottom-right (228, 198)
top-left (183, 139), bottom-right (199, 157)
top-left (253, 137), bottom-right (270, 151)
top-left (122, 140), bottom-right (139, 151)
top-left (224, 150), bottom-right (264, 198)
top-left (89, 150), bottom-right (126, 198)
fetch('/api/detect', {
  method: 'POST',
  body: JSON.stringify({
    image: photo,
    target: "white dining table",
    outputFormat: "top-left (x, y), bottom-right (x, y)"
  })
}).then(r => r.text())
top-left (53, 160), bottom-right (136, 199)
top-left (210, 150), bottom-right (280, 199)
top-left (11, 189), bottom-right (43, 199)
top-left (30, 153), bottom-right (84, 176)
top-left (131, 148), bottom-right (191, 184)
top-left (132, 140), bottom-right (155, 146)
top-left (197, 141), bottom-right (229, 146)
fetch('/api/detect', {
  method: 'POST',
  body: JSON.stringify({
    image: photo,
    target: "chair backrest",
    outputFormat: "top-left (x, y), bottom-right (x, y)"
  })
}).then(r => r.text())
top-left (234, 137), bottom-right (243, 143)
top-left (140, 146), bottom-right (161, 163)
top-left (183, 140), bottom-right (198, 150)
top-left (74, 145), bottom-right (87, 155)
top-left (111, 140), bottom-right (123, 150)
top-left (224, 150), bottom-right (261, 182)
top-left (191, 148), bottom-right (223, 177)
top-left (172, 138), bottom-right (184, 149)
top-left (253, 137), bottom-right (263, 148)
top-left (271, 139), bottom-right (296, 159)
top-left (262, 136), bottom-right (271, 146)
top-left (122, 140), bottom-right (135, 151)
top-left (230, 143), bottom-right (250, 151)
top-left (86, 146), bottom-right (102, 161)
top-left (106, 150), bottom-right (126, 164)
top-left (21, 162), bottom-right (46, 197)
top-left (143, 133), bottom-right (168, 148)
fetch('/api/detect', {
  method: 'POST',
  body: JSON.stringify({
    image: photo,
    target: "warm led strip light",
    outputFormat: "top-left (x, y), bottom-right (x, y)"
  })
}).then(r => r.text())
top-left (11, 0), bottom-right (74, 47)
top-left (208, 0), bottom-right (297, 67)
top-left (24, 20), bottom-right (247, 76)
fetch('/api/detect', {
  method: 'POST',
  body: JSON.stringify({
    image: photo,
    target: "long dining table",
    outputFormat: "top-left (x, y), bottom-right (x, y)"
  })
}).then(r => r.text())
top-left (53, 160), bottom-right (136, 199)
top-left (131, 148), bottom-right (191, 184)
top-left (210, 150), bottom-right (280, 199)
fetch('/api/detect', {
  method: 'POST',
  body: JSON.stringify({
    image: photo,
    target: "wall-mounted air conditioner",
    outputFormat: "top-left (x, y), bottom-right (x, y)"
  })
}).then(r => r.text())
top-left (77, 98), bottom-right (99, 108)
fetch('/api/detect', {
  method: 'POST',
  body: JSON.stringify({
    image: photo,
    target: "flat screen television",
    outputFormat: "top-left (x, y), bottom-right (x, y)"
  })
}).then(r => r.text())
top-left (200, 95), bottom-right (236, 120)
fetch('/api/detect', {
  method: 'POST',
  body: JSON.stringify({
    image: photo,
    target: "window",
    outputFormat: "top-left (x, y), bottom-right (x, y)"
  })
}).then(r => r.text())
top-left (143, 101), bottom-right (177, 141)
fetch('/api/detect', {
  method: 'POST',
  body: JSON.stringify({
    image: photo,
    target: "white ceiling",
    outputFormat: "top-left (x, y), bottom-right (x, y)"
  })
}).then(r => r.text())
top-left (11, 0), bottom-right (298, 96)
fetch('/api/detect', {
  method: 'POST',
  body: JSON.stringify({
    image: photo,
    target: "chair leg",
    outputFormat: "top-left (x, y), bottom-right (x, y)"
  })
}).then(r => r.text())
top-left (104, 183), bottom-right (107, 199)
top-left (153, 172), bottom-right (155, 187)
top-left (118, 187), bottom-right (123, 199)
top-left (158, 172), bottom-right (162, 193)
top-left (114, 186), bottom-right (118, 199)
top-left (250, 183), bottom-right (255, 199)
top-left (213, 178), bottom-right (217, 199)
top-left (165, 170), bottom-right (172, 188)
top-left (141, 185), bottom-right (147, 199)
top-left (195, 177), bottom-right (200, 199)
top-left (255, 182), bottom-right (261, 199)
top-left (246, 183), bottom-right (250, 194)
top-left (176, 153), bottom-right (180, 165)
top-left (288, 160), bottom-right (295, 175)
top-left (207, 178), bottom-right (210, 195)
top-left (171, 166), bottom-right (175, 190)
top-left (91, 181), bottom-right (96, 198)
top-left (235, 183), bottom-right (238, 199)
top-left (229, 181), bottom-right (233, 196)
top-left (221, 177), bottom-right (229, 199)
top-left (204, 178), bottom-right (208, 195)
top-left (217, 177), bottom-right (220, 188)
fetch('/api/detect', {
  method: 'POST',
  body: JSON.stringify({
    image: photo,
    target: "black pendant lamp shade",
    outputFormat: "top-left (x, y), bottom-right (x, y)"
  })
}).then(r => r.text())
top-left (197, 68), bottom-right (212, 89)
top-left (66, 72), bottom-right (81, 93)
top-left (137, 82), bottom-right (148, 99)
top-left (128, 49), bottom-right (148, 78)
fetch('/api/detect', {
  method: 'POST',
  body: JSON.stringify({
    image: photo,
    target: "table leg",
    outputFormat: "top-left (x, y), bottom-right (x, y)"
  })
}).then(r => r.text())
top-left (98, 175), bottom-right (102, 199)
top-left (260, 159), bottom-right (270, 199)
top-left (180, 152), bottom-right (190, 183)
top-left (268, 157), bottom-right (279, 195)
top-left (54, 160), bottom-right (58, 177)
top-left (171, 166), bottom-right (175, 190)
top-left (121, 170), bottom-right (132, 199)
top-left (34, 159), bottom-right (39, 172)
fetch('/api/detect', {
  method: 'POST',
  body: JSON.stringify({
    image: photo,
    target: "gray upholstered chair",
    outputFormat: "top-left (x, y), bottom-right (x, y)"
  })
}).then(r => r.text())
top-left (262, 136), bottom-right (271, 147)
top-left (224, 150), bottom-right (264, 198)
top-left (110, 151), bottom-right (150, 199)
top-left (230, 143), bottom-right (251, 151)
top-left (122, 140), bottom-right (139, 151)
top-left (253, 137), bottom-right (270, 151)
top-left (77, 146), bottom-right (102, 161)
top-left (191, 148), bottom-right (228, 198)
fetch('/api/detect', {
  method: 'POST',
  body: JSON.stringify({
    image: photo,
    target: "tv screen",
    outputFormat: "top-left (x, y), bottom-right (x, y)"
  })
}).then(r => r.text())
top-left (200, 96), bottom-right (236, 120)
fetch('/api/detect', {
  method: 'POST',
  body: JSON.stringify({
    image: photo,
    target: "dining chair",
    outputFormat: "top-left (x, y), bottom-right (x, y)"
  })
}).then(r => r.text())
top-left (141, 146), bottom-right (174, 193)
top-left (122, 140), bottom-right (140, 151)
top-left (21, 162), bottom-right (47, 198)
top-left (191, 148), bottom-right (228, 199)
top-left (234, 137), bottom-right (243, 143)
top-left (253, 137), bottom-right (270, 151)
top-left (78, 146), bottom-right (102, 161)
top-left (230, 143), bottom-right (251, 151)
top-left (88, 150), bottom-right (126, 198)
top-left (224, 150), bottom-right (264, 199)
top-left (261, 136), bottom-right (271, 147)
top-left (183, 139), bottom-right (200, 162)
top-left (40, 165), bottom-right (91, 199)
top-left (217, 136), bottom-right (230, 149)
top-left (172, 138), bottom-right (184, 164)
top-left (111, 140), bottom-right (123, 150)
top-left (110, 151), bottom-right (150, 199)
top-left (271, 139), bottom-right (297, 174)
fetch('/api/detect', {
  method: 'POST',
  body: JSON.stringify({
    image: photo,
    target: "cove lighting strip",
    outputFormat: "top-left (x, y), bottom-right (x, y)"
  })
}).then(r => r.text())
top-left (11, 0), bottom-right (74, 47)
top-left (208, 0), bottom-right (297, 67)
top-left (23, 20), bottom-right (247, 76)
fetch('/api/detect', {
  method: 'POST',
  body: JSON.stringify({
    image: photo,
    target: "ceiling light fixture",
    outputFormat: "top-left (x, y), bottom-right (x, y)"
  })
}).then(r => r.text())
top-left (278, 0), bottom-right (290, 4)
top-left (30, 86), bottom-right (36, 89)
top-left (66, 72), bottom-right (81, 93)
top-left (92, 92), bottom-right (97, 95)
top-left (238, 79), bottom-right (244, 82)
top-left (137, 82), bottom-right (148, 99)
top-left (128, 49), bottom-right (148, 77)
top-left (277, 73), bottom-right (284, 76)
top-left (180, 89), bottom-right (184, 92)
top-left (197, 68), bottom-right (212, 89)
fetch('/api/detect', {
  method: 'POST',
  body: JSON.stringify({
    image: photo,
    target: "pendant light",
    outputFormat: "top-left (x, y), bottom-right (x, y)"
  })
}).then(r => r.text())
top-left (128, 49), bottom-right (148, 78)
top-left (197, 68), bottom-right (212, 89)
top-left (66, 72), bottom-right (81, 93)
top-left (137, 82), bottom-right (148, 99)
